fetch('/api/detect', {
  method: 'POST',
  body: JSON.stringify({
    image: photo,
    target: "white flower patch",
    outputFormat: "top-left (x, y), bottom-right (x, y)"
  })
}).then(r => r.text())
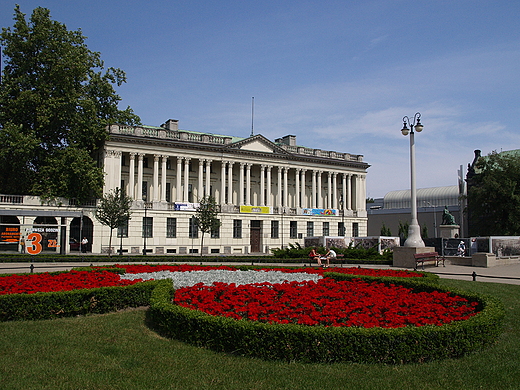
top-left (120, 269), bottom-right (322, 289)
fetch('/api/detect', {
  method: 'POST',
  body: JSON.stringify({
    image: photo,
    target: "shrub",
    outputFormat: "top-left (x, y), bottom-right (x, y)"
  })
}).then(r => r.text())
top-left (146, 277), bottom-right (504, 364)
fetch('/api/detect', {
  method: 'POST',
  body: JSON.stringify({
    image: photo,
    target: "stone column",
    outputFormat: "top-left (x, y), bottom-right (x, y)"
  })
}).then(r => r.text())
top-left (260, 165), bottom-right (266, 206)
top-left (283, 167), bottom-right (288, 207)
top-left (301, 169), bottom-right (306, 208)
top-left (327, 171), bottom-right (332, 209)
top-left (312, 170), bottom-right (317, 209)
top-left (227, 162), bottom-right (234, 204)
top-left (317, 171), bottom-right (323, 209)
top-left (183, 158), bottom-right (190, 202)
top-left (198, 159), bottom-right (204, 201)
top-left (137, 153), bottom-right (144, 201)
top-left (128, 153), bottom-right (136, 199)
top-left (277, 167), bottom-right (282, 208)
top-left (239, 163), bottom-right (245, 205)
top-left (347, 173), bottom-right (352, 210)
top-left (332, 172), bottom-right (338, 210)
top-left (153, 155), bottom-right (160, 201)
top-left (220, 161), bottom-right (226, 204)
top-left (295, 168), bottom-right (301, 208)
top-left (176, 157), bottom-right (182, 202)
top-left (266, 165), bottom-right (272, 207)
top-left (205, 160), bottom-right (212, 198)
top-left (246, 163), bottom-right (252, 205)
top-left (161, 155), bottom-right (167, 202)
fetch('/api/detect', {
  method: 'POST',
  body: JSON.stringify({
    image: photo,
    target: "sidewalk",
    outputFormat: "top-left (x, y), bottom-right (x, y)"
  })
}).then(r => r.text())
top-left (2, 260), bottom-right (520, 285)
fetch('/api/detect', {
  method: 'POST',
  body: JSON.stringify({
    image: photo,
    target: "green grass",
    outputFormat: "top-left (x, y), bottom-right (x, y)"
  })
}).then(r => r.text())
top-left (1, 279), bottom-right (519, 390)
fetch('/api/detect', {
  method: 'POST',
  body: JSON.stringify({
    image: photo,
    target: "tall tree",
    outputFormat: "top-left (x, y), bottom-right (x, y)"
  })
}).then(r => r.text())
top-left (0, 5), bottom-right (140, 202)
top-left (193, 196), bottom-right (221, 256)
top-left (467, 151), bottom-right (520, 236)
top-left (95, 188), bottom-right (132, 257)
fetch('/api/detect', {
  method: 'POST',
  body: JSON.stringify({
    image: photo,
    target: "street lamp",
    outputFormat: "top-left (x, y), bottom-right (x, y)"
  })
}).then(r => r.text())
top-left (401, 112), bottom-right (425, 247)
top-left (281, 208), bottom-right (285, 249)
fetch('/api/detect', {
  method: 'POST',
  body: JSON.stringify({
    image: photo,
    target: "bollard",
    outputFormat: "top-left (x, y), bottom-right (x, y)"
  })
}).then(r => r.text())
top-left (30, 264), bottom-right (34, 273)
top-left (472, 271), bottom-right (477, 281)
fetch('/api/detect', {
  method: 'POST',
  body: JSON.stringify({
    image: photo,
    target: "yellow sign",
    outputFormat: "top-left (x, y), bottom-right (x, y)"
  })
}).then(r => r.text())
top-left (240, 205), bottom-right (270, 214)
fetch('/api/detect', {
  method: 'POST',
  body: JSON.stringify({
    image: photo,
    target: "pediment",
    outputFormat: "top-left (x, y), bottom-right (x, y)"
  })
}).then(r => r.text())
top-left (226, 134), bottom-right (291, 155)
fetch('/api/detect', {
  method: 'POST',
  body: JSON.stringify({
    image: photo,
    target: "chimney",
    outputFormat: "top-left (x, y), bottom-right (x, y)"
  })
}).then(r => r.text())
top-left (161, 119), bottom-right (179, 131)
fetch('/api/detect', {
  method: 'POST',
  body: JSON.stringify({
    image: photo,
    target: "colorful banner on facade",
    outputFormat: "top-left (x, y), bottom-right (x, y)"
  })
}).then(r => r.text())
top-left (240, 205), bottom-right (271, 214)
top-left (174, 202), bottom-right (200, 211)
top-left (0, 226), bottom-right (20, 242)
top-left (301, 208), bottom-right (339, 216)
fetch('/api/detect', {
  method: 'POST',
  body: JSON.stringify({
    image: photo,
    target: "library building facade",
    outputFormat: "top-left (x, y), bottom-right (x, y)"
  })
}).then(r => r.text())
top-left (0, 119), bottom-right (369, 255)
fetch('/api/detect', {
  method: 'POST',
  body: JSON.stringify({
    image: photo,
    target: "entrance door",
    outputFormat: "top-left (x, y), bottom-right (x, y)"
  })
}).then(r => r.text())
top-left (250, 220), bottom-right (262, 253)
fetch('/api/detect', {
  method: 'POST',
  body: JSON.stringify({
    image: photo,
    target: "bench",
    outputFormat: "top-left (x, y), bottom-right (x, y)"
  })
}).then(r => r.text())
top-left (308, 253), bottom-right (345, 267)
top-left (414, 252), bottom-right (445, 270)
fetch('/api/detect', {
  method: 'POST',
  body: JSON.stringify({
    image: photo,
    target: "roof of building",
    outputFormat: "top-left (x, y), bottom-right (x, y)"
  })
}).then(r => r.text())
top-left (384, 185), bottom-right (461, 209)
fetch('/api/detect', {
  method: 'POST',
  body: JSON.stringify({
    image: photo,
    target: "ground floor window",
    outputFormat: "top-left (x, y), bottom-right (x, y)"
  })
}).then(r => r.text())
top-left (233, 220), bottom-right (242, 238)
top-left (352, 222), bottom-right (359, 237)
top-left (306, 221), bottom-right (314, 237)
top-left (290, 221), bottom-right (297, 239)
top-left (117, 219), bottom-right (128, 238)
top-left (143, 217), bottom-right (153, 238)
top-left (338, 222), bottom-right (345, 236)
top-left (323, 222), bottom-right (330, 236)
top-left (189, 217), bottom-right (198, 238)
top-left (271, 220), bottom-right (279, 238)
top-left (166, 218), bottom-right (176, 238)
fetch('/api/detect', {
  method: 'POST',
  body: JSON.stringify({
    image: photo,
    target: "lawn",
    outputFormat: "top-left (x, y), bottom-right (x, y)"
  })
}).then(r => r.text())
top-left (0, 278), bottom-right (519, 390)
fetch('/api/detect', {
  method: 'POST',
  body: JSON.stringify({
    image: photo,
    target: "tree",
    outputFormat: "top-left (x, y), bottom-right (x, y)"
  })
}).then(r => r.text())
top-left (193, 196), bottom-right (221, 256)
top-left (95, 188), bottom-right (132, 256)
top-left (467, 151), bottom-right (520, 236)
top-left (0, 5), bottom-right (140, 202)
top-left (380, 223), bottom-right (392, 236)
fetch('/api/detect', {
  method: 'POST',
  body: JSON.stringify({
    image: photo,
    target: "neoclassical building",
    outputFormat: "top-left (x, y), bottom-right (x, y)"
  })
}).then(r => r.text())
top-left (0, 119), bottom-right (369, 255)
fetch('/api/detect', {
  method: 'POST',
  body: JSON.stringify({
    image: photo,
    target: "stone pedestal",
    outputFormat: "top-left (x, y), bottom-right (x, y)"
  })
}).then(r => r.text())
top-left (393, 246), bottom-right (436, 269)
top-left (439, 225), bottom-right (460, 239)
top-left (472, 252), bottom-right (496, 268)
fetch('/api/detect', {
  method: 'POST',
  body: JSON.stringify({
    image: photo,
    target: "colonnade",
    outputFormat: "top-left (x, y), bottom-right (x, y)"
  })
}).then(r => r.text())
top-left (105, 151), bottom-right (366, 211)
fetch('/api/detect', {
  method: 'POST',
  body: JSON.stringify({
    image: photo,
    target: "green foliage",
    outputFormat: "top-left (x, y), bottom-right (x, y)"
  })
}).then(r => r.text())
top-left (380, 222), bottom-right (392, 236)
top-left (398, 220), bottom-right (409, 241)
top-left (468, 151), bottom-right (520, 235)
top-left (0, 5), bottom-right (140, 200)
top-left (147, 277), bottom-right (504, 364)
top-left (95, 187), bottom-right (132, 256)
top-left (193, 196), bottom-right (221, 256)
top-left (0, 280), bottom-right (158, 321)
top-left (422, 224), bottom-right (428, 239)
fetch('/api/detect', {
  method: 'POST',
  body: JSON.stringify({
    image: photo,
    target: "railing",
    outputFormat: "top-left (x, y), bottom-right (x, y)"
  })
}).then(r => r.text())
top-left (0, 195), bottom-right (24, 204)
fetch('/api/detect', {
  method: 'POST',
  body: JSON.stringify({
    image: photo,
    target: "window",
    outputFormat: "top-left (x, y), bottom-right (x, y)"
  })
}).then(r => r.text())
top-left (142, 181), bottom-right (148, 201)
top-left (166, 218), bottom-right (176, 238)
top-left (166, 183), bottom-right (171, 203)
top-left (142, 217), bottom-right (153, 238)
top-left (233, 220), bottom-right (242, 238)
top-left (338, 222), bottom-right (345, 236)
top-left (143, 157), bottom-right (149, 168)
top-left (352, 222), bottom-right (359, 237)
top-left (117, 219), bottom-right (128, 238)
top-left (307, 221), bottom-right (314, 237)
top-left (188, 184), bottom-right (193, 203)
top-left (121, 154), bottom-right (126, 166)
top-left (271, 220), bottom-right (279, 239)
top-left (290, 221), bottom-right (297, 239)
top-left (211, 222), bottom-right (220, 238)
top-left (189, 217), bottom-right (198, 238)
top-left (323, 222), bottom-right (330, 236)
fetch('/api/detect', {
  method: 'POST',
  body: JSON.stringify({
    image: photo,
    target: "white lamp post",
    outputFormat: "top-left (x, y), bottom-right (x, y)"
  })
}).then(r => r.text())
top-left (401, 113), bottom-right (425, 247)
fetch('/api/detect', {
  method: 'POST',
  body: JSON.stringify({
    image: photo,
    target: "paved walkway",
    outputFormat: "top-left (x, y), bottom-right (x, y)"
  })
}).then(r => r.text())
top-left (2, 260), bottom-right (520, 285)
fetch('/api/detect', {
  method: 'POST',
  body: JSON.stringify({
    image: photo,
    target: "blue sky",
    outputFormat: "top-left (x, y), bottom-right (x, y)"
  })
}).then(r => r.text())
top-left (2, 1), bottom-right (519, 198)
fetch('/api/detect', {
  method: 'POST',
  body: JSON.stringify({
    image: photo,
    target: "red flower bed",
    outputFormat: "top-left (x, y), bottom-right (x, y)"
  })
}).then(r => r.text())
top-left (174, 278), bottom-right (479, 328)
top-left (0, 270), bottom-right (141, 295)
top-left (107, 264), bottom-right (423, 278)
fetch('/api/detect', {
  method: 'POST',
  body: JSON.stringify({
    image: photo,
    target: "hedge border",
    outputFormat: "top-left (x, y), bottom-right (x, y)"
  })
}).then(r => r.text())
top-left (146, 276), bottom-right (504, 364)
top-left (0, 280), bottom-right (159, 321)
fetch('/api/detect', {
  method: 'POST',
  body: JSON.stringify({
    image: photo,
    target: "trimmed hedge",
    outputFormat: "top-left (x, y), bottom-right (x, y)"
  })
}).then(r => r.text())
top-left (146, 277), bottom-right (504, 364)
top-left (0, 280), bottom-right (159, 321)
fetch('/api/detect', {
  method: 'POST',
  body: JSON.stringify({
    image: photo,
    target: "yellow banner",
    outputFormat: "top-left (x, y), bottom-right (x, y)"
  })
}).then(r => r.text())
top-left (240, 205), bottom-right (271, 214)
